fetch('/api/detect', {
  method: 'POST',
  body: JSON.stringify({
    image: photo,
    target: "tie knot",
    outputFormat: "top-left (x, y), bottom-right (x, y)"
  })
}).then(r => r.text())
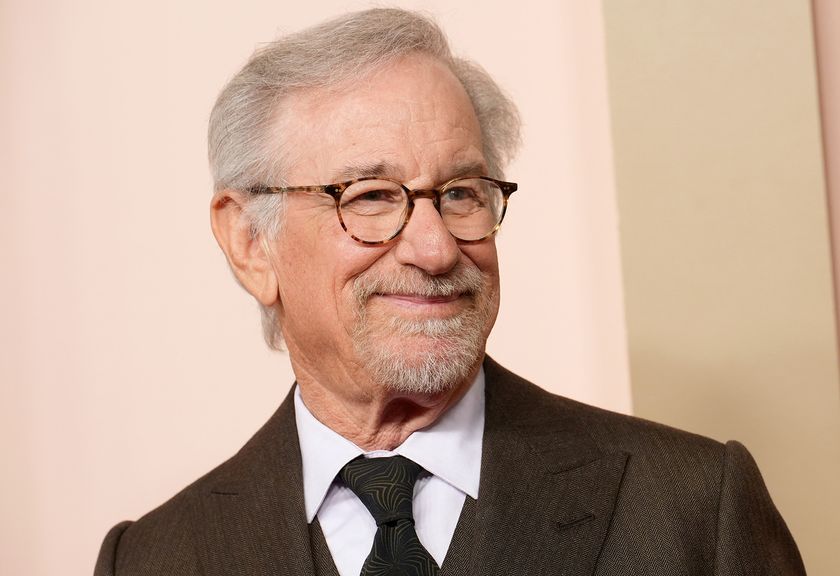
top-left (339, 455), bottom-right (423, 526)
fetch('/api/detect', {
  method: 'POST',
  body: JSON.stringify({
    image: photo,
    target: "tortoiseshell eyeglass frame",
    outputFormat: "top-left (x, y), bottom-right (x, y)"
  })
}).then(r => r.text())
top-left (248, 175), bottom-right (518, 245)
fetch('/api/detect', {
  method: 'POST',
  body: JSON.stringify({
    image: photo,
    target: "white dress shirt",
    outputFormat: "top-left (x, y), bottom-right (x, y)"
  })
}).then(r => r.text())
top-left (294, 369), bottom-right (485, 576)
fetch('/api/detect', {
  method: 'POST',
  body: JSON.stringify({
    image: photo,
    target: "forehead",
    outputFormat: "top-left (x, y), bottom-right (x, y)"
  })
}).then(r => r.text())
top-left (274, 54), bottom-right (486, 183)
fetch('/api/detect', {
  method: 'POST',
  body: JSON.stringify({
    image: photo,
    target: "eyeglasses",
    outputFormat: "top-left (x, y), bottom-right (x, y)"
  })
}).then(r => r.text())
top-left (249, 176), bottom-right (517, 245)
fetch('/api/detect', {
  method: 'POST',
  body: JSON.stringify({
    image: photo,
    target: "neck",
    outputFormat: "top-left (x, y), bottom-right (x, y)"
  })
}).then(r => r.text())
top-left (294, 363), bottom-right (478, 451)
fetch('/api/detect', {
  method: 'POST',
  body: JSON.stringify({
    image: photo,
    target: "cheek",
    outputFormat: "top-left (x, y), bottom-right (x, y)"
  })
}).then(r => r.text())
top-left (462, 242), bottom-right (500, 285)
top-left (459, 241), bottom-right (501, 324)
top-left (333, 245), bottom-right (393, 315)
top-left (272, 223), bottom-right (338, 329)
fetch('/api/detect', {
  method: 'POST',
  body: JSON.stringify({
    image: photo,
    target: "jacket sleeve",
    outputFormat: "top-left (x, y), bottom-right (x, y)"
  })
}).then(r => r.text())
top-left (94, 521), bottom-right (133, 576)
top-left (713, 441), bottom-right (806, 575)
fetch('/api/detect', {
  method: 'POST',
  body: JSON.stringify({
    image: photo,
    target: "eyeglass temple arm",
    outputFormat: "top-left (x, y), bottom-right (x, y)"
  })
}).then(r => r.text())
top-left (247, 184), bottom-right (343, 199)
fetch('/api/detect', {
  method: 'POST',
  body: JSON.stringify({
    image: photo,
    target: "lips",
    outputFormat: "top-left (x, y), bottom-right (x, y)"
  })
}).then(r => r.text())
top-left (376, 293), bottom-right (462, 305)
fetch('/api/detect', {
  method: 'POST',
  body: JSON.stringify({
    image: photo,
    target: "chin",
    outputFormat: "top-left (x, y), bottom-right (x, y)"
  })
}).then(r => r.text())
top-left (353, 314), bottom-right (486, 396)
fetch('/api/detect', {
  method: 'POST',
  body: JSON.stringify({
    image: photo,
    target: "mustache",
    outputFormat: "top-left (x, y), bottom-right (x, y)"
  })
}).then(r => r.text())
top-left (352, 263), bottom-right (485, 304)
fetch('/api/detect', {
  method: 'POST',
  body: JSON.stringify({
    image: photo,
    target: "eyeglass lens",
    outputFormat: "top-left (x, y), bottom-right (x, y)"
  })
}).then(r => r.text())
top-left (338, 178), bottom-right (505, 243)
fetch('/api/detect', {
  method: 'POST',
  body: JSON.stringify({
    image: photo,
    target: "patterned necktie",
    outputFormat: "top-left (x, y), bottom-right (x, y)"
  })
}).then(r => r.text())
top-left (339, 455), bottom-right (440, 576)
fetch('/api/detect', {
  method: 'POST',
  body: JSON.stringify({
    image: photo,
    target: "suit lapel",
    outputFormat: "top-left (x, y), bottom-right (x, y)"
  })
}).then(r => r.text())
top-left (473, 358), bottom-right (628, 576)
top-left (309, 519), bottom-right (341, 576)
top-left (196, 388), bottom-right (317, 576)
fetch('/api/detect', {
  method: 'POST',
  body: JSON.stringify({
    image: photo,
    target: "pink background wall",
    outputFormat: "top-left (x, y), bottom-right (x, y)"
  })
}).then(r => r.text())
top-left (0, 2), bottom-right (629, 574)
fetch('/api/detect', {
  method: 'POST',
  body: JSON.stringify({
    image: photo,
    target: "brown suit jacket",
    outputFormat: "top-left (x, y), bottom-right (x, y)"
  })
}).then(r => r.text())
top-left (95, 357), bottom-right (805, 575)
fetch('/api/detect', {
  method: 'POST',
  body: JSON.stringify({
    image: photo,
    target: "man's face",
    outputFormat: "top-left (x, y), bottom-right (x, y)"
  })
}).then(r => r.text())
top-left (267, 54), bottom-right (500, 402)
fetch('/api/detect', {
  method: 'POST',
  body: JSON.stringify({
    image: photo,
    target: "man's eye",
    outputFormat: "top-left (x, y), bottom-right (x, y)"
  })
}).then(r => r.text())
top-left (445, 187), bottom-right (488, 208)
top-left (347, 189), bottom-right (403, 204)
top-left (356, 190), bottom-right (396, 202)
top-left (444, 187), bottom-right (478, 201)
top-left (342, 188), bottom-right (405, 216)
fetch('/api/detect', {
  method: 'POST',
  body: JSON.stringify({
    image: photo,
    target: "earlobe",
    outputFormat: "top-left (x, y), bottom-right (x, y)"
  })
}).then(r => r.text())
top-left (210, 190), bottom-right (280, 307)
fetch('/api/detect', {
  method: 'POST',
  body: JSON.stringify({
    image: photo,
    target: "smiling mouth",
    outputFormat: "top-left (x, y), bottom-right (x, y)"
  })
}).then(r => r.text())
top-left (352, 262), bottom-right (485, 315)
top-left (376, 293), bottom-right (462, 305)
top-left (369, 292), bottom-right (469, 316)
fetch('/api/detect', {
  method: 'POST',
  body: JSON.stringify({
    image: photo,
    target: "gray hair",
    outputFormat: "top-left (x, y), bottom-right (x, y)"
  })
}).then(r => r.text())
top-left (208, 8), bottom-right (521, 350)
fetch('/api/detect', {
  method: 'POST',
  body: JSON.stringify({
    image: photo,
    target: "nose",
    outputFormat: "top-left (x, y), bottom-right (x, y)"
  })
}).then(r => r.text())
top-left (392, 198), bottom-right (460, 275)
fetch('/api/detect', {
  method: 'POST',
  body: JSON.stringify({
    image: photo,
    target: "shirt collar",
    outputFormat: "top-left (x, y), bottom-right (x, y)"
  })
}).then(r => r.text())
top-left (294, 368), bottom-right (485, 522)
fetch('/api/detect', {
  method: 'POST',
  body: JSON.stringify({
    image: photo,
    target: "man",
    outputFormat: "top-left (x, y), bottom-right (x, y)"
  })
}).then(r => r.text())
top-left (95, 8), bottom-right (805, 576)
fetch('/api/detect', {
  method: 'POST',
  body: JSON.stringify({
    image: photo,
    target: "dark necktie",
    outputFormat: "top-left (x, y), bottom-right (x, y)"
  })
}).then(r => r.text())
top-left (339, 455), bottom-right (440, 576)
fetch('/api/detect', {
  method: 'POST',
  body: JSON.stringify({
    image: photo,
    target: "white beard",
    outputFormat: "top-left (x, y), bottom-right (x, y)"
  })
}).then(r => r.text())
top-left (351, 263), bottom-right (494, 395)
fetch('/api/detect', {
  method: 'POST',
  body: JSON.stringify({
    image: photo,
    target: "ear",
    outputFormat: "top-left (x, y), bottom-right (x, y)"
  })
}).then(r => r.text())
top-left (210, 189), bottom-right (279, 307)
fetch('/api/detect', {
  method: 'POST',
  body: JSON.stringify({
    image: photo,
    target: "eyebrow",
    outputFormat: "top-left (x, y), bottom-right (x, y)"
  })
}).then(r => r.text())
top-left (330, 159), bottom-right (489, 184)
top-left (447, 160), bottom-right (489, 180)
top-left (331, 161), bottom-right (402, 182)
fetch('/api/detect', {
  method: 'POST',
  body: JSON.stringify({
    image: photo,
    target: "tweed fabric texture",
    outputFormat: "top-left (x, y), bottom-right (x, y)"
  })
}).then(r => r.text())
top-left (309, 520), bottom-right (341, 576)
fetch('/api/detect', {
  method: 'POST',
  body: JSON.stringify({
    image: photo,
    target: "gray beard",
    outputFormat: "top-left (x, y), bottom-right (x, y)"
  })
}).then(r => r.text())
top-left (351, 264), bottom-right (493, 395)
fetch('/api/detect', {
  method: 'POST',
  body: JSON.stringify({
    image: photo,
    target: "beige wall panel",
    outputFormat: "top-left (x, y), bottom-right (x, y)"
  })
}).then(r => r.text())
top-left (603, 0), bottom-right (840, 573)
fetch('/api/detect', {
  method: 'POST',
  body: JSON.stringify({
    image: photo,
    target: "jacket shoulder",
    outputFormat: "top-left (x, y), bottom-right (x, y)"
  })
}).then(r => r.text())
top-left (485, 356), bottom-right (730, 529)
top-left (95, 395), bottom-right (299, 575)
top-left (484, 355), bottom-right (725, 460)
top-left (94, 466), bottom-right (221, 576)
top-left (483, 356), bottom-right (805, 573)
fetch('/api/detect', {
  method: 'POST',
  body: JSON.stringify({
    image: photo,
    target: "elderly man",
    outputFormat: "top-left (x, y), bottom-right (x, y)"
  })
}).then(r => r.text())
top-left (95, 8), bottom-right (804, 576)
